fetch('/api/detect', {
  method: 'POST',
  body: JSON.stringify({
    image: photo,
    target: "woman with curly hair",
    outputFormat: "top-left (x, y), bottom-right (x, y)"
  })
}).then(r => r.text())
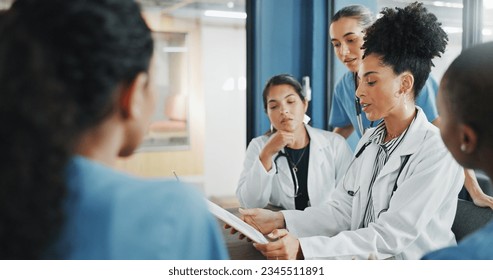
top-left (237, 2), bottom-right (464, 260)
top-left (329, 4), bottom-right (493, 209)
top-left (0, 0), bottom-right (227, 259)
top-left (329, 4), bottom-right (440, 137)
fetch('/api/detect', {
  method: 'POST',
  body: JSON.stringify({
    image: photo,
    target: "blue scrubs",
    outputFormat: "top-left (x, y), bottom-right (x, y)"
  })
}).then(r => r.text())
top-left (422, 220), bottom-right (493, 259)
top-left (49, 156), bottom-right (228, 260)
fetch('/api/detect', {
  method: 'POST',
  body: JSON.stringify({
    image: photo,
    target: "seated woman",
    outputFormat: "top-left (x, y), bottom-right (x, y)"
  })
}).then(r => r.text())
top-left (236, 74), bottom-right (352, 210)
top-left (0, 0), bottom-right (227, 259)
top-left (423, 42), bottom-right (493, 260)
top-left (237, 3), bottom-right (464, 260)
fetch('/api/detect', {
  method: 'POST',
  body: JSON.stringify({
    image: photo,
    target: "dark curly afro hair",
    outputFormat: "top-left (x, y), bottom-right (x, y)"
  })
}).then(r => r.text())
top-left (362, 2), bottom-right (448, 98)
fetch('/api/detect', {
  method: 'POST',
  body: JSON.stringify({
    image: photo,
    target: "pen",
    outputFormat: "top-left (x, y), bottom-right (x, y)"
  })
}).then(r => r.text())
top-left (355, 97), bottom-right (364, 136)
top-left (172, 170), bottom-right (180, 182)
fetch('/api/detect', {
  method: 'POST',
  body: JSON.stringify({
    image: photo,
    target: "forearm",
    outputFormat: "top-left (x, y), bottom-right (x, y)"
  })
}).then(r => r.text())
top-left (463, 168), bottom-right (483, 197)
top-left (259, 150), bottom-right (274, 171)
top-left (463, 168), bottom-right (493, 209)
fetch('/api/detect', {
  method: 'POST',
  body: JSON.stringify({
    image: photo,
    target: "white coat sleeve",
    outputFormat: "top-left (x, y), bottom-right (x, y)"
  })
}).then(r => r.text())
top-left (236, 138), bottom-right (276, 208)
top-left (282, 173), bottom-right (355, 237)
top-left (287, 135), bottom-right (464, 259)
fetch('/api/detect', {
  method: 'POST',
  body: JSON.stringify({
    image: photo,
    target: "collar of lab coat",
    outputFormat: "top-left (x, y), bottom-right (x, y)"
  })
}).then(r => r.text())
top-left (305, 124), bottom-right (329, 167)
top-left (357, 106), bottom-right (434, 178)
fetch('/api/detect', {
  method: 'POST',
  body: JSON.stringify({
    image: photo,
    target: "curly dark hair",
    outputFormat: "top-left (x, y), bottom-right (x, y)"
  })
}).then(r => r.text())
top-left (0, 0), bottom-right (153, 259)
top-left (361, 2), bottom-right (448, 98)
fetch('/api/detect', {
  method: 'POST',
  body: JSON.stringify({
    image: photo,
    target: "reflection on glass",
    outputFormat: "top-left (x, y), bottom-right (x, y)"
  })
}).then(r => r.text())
top-left (139, 32), bottom-right (190, 151)
top-left (484, 1), bottom-right (493, 43)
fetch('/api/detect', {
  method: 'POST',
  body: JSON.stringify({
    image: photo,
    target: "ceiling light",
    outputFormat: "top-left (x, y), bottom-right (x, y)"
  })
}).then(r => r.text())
top-left (204, 10), bottom-right (246, 19)
top-left (440, 28), bottom-right (492, 36)
top-left (431, 1), bottom-right (463, 8)
top-left (442, 26), bottom-right (462, 34)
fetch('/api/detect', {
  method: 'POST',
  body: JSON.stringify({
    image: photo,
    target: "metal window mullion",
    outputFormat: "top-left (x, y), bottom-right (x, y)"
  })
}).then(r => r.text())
top-left (462, 0), bottom-right (483, 49)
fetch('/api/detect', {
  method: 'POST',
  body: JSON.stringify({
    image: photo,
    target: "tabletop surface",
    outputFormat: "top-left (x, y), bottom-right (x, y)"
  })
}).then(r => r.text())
top-left (219, 208), bottom-right (266, 260)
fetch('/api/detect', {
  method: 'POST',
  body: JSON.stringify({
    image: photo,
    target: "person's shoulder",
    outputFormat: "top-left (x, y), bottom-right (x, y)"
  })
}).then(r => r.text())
top-left (307, 126), bottom-right (350, 150)
top-left (457, 220), bottom-right (493, 259)
top-left (310, 126), bottom-right (346, 143)
top-left (335, 71), bottom-right (353, 85)
top-left (128, 178), bottom-right (205, 208)
top-left (334, 71), bottom-right (354, 92)
top-left (424, 222), bottom-right (493, 259)
top-left (340, 71), bottom-right (354, 81)
top-left (245, 134), bottom-right (270, 153)
top-left (69, 157), bottom-right (205, 212)
top-left (424, 75), bottom-right (439, 88)
top-left (114, 178), bottom-right (212, 230)
top-left (420, 116), bottom-right (442, 145)
top-left (411, 108), bottom-right (439, 137)
top-left (422, 246), bottom-right (470, 260)
top-left (249, 134), bottom-right (270, 145)
top-left (407, 109), bottom-right (446, 156)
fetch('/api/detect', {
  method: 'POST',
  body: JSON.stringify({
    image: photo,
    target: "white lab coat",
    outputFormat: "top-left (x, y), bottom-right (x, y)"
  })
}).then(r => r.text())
top-left (236, 124), bottom-right (353, 210)
top-left (282, 108), bottom-right (464, 259)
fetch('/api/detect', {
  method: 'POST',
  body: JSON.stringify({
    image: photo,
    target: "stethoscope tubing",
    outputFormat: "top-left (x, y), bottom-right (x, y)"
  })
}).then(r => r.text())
top-left (274, 151), bottom-right (299, 198)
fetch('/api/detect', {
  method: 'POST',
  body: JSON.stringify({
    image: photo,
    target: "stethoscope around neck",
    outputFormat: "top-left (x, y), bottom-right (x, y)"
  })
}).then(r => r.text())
top-left (342, 140), bottom-right (412, 218)
top-left (341, 141), bottom-right (371, 197)
top-left (273, 150), bottom-right (300, 198)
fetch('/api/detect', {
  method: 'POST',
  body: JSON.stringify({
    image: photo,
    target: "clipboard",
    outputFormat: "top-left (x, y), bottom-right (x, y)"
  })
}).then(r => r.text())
top-left (206, 200), bottom-right (269, 244)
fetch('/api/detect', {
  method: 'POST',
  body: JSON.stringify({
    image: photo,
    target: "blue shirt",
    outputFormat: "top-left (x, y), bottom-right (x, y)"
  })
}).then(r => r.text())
top-left (50, 156), bottom-right (229, 260)
top-left (329, 71), bottom-right (439, 139)
top-left (422, 220), bottom-right (493, 259)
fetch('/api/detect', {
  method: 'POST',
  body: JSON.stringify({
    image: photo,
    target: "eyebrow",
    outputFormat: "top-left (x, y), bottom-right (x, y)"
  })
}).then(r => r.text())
top-left (331, 32), bottom-right (356, 42)
top-left (358, 71), bottom-right (379, 79)
top-left (268, 93), bottom-right (296, 103)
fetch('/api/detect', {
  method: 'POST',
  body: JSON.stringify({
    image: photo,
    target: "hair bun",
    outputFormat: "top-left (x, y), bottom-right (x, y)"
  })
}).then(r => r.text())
top-left (363, 2), bottom-right (448, 61)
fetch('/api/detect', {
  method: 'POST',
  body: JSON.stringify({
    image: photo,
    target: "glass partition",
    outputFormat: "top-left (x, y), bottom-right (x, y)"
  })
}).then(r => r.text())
top-left (484, 1), bottom-right (493, 43)
top-left (138, 32), bottom-right (190, 152)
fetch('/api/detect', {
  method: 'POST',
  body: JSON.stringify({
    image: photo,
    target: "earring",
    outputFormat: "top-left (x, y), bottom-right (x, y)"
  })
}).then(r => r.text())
top-left (303, 114), bottom-right (311, 124)
top-left (270, 124), bottom-right (274, 133)
top-left (460, 144), bottom-right (467, 152)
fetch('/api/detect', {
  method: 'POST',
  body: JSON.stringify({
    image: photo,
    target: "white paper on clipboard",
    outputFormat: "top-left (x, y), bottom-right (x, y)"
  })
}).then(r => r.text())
top-left (206, 200), bottom-right (269, 244)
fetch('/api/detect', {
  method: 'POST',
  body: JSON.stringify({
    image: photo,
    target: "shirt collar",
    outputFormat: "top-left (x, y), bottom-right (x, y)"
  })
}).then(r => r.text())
top-left (367, 111), bottom-right (418, 154)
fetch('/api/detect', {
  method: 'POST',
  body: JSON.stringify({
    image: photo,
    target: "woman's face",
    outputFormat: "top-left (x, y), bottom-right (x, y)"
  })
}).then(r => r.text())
top-left (355, 54), bottom-right (403, 121)
top-left (266, 84), bottom-right (307, 132)
top-left (329, 17), bottom-right (365, 73)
